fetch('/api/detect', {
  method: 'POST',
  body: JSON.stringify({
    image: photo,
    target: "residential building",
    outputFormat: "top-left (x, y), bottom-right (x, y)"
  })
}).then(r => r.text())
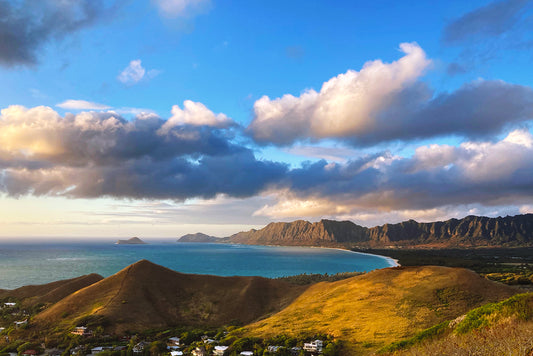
top-left (303, 340), bottom-right (323, 353)
top-left (191, 346), bottom-right (207, 356)
top-left (71, 326), bottom-right (92, 336)
top-left (213, 345), bottom-right (229, 356)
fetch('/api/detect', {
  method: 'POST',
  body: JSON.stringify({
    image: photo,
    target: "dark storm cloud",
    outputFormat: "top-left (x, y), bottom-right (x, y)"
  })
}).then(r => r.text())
top-left (442, 0), bottom-right (531, 44)
top-left (0, 0), bottom-right (118, 66)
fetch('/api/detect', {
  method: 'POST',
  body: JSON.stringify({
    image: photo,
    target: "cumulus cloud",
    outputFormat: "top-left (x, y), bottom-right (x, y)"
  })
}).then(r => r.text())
top-left (117, 60), bottom-right (160, 85)
top-left (152, 0), bottom-right (211, 18)
top-left (56, 100), bottom-right (111, 111)
top-left (1, 104), bottom-right (533, 224)
top-left (248, 43), bottom-right (533, 147)
top-left (0, 105), bottom-right (287, 200)
top-left (248, 42), bottom-right (432, 145)
top-left (159, 100), bottom-right (235, 133)
top-left (253, 129), bottom-right (533, 220)
top-left (0, 0), bottom-right (117, 67)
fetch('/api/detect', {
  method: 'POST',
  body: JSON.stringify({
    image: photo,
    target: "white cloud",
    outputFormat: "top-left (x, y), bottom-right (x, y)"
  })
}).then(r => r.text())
top-left (249, 42), bottom-right (431, 145)
top-left (252, 129), bottom-right (533, 221)
top-left (117, 60), bottom-right (159, 85)
top-left (152, 0), bottom-right (211, 18)
top-left (56, 100), bottom-right (111, 111)
top-left (158, 100), bottom-right (234, 133)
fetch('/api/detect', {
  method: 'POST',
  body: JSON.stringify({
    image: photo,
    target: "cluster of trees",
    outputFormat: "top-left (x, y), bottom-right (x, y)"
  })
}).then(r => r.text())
top-left (1, 325), bottom-right (344, 356)
top-left (275, 271), bottom-right (364, 285)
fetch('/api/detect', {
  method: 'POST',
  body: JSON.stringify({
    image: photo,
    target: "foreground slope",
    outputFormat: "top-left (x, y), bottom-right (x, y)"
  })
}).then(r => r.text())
top-left (0, 274), bottom-right (103, 307)
top-left (242, 266), bottom-right (517, 353)
top-left (227, 214), bottom-right (533, 247)
top-left (386, 293), bottom-right (533, 355)
top-left (33, 260), bottom-right (306, 334)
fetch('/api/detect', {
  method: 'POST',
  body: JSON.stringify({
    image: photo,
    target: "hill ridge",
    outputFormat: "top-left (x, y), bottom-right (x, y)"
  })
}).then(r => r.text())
top-left (32, 259), bottom-right (307, 334)
top-left (226, 213), bottom-right (533, 248)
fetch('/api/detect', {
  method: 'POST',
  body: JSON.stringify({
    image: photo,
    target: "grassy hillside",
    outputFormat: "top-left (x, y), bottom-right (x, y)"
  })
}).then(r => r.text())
top-left (240, 266), bottom-right (517, 354)
top-left (0, 273), bottom-right (103, 307)
top-left (383, 293), bottom-right (533, 355)
top-left (32, 260), bottom-right (306, 335)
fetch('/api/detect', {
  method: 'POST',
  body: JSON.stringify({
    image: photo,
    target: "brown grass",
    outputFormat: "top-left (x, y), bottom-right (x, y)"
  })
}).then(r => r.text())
top-left (393, 318), bottom-right (533, 356)
top-left (0, 274), bottom-right (103, 307)
top-left (241, 266), bottom-right (518, 354)
top-left (33, 260), bottom-right (307, 334)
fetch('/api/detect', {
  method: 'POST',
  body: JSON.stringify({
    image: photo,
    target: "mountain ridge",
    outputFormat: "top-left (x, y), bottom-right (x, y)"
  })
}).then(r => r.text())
top-left (225, 214), bottom-right (533, 248)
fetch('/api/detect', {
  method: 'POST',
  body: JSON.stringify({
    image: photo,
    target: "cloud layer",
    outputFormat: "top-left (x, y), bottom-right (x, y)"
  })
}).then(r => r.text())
top-left (248, 43), bottom-right (533, 147)
top-left (256, 129), bottom-right (533, 220)
top-left (0, 105), bottom-right (286, 200)
top-left (1, 104), bottom-right (533, 223)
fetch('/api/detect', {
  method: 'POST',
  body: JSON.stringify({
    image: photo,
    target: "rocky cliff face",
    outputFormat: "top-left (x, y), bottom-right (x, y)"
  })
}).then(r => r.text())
top-left (229, 219), bottom-right (367, 246)
top-left (227, 214), bottom-right (533, 248)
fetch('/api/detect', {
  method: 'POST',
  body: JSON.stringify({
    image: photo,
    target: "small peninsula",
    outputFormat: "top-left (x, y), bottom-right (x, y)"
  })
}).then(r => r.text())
top-left (177, 232), bottom-right (219, 243)
top-left (115, 237), bottom-right (147, 245)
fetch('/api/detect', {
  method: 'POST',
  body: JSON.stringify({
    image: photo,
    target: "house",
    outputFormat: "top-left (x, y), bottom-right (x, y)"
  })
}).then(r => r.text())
top-left (213, 345), bottom-right (229, 356)
top-left (22, 350), bottom-right (38, 356)
top-left (113, 346), bottom-right (127, 352)
top-left (303, 340), bottom-right (323, 353)
top-left (0, 327), bottom-right (5, 333)
top-left (45, 349), bottom-right (64, 356)
top-left (290, 347), bottom-right (301, 355)
top-left (267, 346), bottom-right (282, 353)
top-left (191, 346), bottom-right (207, 356)
top-left (91, 347), bottom-right (104, 354)
top-left (4, 302), bottom-right (16, 308)
top-left (167, 337), bottom-right (181, 350)
top-left (70, 346), bottom-right (85, 355)
top-left (71, 326), bottom-right (92, 336)
top-left (239, 352), bottom-right (253, 356)
top-left (14, 319), bottom-right (28, 328)
top-left (133, 342), bottom-right (149, 354)
top-left (170, 352), bottom-right (183, 356)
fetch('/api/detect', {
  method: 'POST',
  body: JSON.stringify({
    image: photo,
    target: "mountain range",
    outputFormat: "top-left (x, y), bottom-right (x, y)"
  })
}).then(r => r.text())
top-left (194, 213), bottom-right (533, 248)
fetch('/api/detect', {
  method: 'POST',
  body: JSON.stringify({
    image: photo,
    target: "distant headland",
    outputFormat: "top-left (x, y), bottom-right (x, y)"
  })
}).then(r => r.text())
top-left (115, 237), bottom-right (147, 245)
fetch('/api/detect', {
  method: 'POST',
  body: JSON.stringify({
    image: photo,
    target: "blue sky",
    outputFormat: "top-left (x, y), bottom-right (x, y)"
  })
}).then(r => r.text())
top-left (0, 0), bottom-right (532, 238)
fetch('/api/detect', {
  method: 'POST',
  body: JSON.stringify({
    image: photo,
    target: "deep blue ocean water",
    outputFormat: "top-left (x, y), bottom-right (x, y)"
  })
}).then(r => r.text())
top-left (0, 241), bottom-right (396, 289)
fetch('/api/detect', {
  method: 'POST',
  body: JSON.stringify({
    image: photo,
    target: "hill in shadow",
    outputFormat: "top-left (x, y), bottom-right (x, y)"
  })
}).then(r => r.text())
top-left (33, 260), bottom-right (306, 334)
top-left (0, 274), bottom-right (103, 307)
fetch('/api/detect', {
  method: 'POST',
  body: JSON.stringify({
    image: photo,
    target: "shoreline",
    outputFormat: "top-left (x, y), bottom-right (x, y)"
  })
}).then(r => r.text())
top-left (306, 245), bottom-right (401, 268)
top-left (222, 242), bottom-right (401, 268)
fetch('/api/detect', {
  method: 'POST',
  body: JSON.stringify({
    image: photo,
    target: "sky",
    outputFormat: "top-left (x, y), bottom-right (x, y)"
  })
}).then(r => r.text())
top-left (0, 0), bottom-right (533, 238)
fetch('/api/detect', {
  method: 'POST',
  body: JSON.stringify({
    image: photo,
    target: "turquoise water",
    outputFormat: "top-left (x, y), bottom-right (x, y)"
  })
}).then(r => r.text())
top-left (0, 242), bottom-right (396, 289)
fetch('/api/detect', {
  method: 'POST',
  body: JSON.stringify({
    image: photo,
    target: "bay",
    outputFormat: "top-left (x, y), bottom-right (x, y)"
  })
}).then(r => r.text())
top-left (0, 241), bottom-right (396, 289)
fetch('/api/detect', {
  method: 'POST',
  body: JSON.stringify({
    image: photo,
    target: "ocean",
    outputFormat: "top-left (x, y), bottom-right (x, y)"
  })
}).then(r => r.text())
top-left (0, 241), bottom-right (396, 289)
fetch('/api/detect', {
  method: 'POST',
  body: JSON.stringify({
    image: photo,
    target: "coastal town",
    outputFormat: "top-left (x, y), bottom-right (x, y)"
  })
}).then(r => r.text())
top-left (0, 301), bottom-right (337, 356)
